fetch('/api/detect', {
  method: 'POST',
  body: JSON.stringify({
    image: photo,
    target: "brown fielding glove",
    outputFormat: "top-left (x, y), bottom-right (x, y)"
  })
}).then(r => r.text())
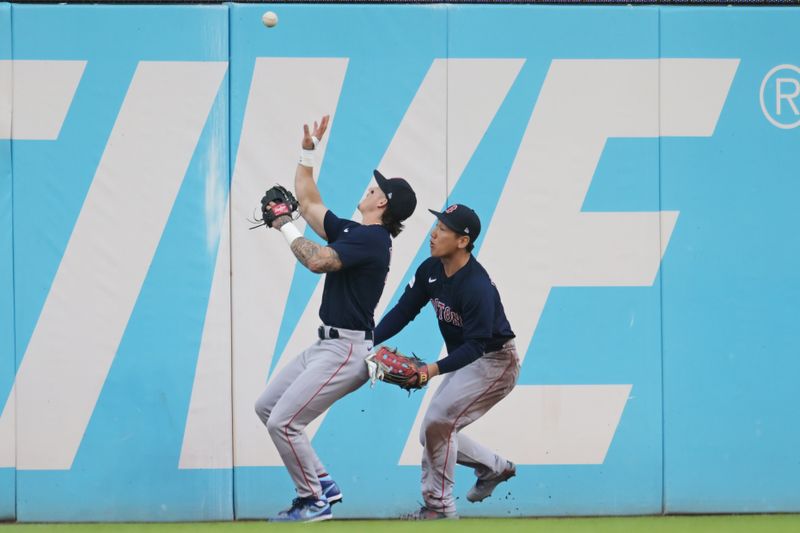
top-left (365, 346), bottom-right (429, 391)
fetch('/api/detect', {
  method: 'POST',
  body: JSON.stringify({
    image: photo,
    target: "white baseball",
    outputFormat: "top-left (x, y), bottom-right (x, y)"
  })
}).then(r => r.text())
top-left (262, 11), bottom-right (278, 28)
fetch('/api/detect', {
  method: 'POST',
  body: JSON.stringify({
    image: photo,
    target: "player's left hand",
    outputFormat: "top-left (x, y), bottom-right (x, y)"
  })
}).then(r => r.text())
top-left (365, 346), bottom-right (431, 392)
top-left (264, 201), bottom-right (292, 229)
top-left (250, 184), bottom-right (299, 230)
top-left (271, 213), bottom-right (293, 230)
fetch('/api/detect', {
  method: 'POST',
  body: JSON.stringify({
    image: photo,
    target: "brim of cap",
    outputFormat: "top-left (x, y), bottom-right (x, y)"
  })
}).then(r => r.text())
top-left (428, 208), bottom-right (466, 235)
top-left (373, 169), bottom-right (390, 195)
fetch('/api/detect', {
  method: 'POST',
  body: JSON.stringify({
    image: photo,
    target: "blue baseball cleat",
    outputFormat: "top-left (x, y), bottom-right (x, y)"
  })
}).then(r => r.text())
top-left (270, 497), bottom-right (332, 522)
top-left (320, 477), bottom-right (343, 505)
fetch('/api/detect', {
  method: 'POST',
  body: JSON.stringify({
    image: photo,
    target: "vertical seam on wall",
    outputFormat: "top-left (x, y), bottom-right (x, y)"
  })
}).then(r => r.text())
top-left (8, 3), bottom-right (18, 522)
top-left (445, 4), bottom-right (450, 205)
top-left (657, 5), bottom-right (666, 517)
top-left (225, 1), bottom-right (236, 522)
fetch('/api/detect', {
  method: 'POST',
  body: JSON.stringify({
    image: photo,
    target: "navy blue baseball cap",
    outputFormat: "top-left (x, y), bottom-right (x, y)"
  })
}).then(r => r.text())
top-left (428, 204), bottom-right (481, 243)
top-left (373, 169), bottom-right (417, 221)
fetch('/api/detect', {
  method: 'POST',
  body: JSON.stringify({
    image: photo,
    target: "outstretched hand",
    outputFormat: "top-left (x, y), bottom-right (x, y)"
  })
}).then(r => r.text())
top-left (302, 115), bottom-right (330, 150)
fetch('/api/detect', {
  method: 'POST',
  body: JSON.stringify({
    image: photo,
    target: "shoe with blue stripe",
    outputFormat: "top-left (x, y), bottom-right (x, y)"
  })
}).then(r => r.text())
top-left (270, 497), bottom-right (332, 523)
top-left (320, 477), bottom-right (343, 505)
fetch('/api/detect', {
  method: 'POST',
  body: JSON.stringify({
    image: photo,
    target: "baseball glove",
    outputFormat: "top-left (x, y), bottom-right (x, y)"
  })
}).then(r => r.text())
top-left (250, 184), bottom-right (299, 229)
top-left (365, 346), bottom-right (429, 392)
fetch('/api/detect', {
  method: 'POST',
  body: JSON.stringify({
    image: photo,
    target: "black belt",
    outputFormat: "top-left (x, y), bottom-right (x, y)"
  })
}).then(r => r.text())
top-left (318, 325), bottom-right (374, 341)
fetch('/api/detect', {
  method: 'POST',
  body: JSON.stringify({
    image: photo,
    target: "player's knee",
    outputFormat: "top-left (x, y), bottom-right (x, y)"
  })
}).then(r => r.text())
top-left (421, 413), bottom-right (450, 439)
top-left (254, 398), bottom-right (271, 425)
top-left (265, 415), bottom-right (283, 437)
top-left (265, 407), bottom-right (295, 437)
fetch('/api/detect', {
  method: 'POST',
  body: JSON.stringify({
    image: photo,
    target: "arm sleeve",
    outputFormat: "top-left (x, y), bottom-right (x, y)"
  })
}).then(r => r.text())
top-left (374, 268), bottom-right (429, 344)
top-left (436, 285), bottom-right (495, 374)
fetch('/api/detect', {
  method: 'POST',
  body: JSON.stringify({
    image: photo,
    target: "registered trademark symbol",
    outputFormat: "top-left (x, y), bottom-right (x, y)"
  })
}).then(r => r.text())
top-left (760, 64), bottom-right (800, 129)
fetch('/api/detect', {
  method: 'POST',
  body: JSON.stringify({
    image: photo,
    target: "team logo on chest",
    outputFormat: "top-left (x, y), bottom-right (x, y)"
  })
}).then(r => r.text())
top-left (431, 298), bottom-right (463, 327)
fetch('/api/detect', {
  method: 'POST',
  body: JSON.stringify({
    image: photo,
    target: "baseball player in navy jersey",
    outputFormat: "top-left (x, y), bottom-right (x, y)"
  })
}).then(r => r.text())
top-left (374, 204), bottom-right (519, 519)
top-left (254, 115), bottom-right (417, 522)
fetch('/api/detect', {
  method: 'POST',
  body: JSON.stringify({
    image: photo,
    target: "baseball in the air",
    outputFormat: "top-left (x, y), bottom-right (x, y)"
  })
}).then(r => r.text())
top-left (262, 11), bottom-right (278, 28)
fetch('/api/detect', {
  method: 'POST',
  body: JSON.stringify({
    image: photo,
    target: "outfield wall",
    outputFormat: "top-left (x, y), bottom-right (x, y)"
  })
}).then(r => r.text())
top-left (0, 2), bottom-right (798, 521)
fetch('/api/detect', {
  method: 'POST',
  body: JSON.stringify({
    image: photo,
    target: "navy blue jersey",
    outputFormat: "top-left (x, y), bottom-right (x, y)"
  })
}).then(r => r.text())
top-left (374, 255), bottom-right (515, 374)
top-left (318, 210), bottom-right (392, 331)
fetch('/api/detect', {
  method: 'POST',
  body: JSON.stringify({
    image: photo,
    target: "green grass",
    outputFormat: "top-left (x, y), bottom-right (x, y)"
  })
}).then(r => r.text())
top-left (2, 515), bottom-right (800, 533)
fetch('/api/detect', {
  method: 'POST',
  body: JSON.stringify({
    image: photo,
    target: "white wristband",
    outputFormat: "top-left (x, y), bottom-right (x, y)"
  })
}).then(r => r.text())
top-left (299, 148), bottom-right (315, 167)
top-left (280, 221), bottom-right (302, 246)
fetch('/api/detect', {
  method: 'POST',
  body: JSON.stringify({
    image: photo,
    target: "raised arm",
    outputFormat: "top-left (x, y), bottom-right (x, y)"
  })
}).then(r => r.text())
top-left (296, 115), bottom-right (330, 240)
top-left (270, 210), bottom-right (343, 274)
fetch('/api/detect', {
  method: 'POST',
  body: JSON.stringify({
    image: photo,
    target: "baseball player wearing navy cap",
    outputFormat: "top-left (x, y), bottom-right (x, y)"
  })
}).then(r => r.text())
top-left (374, 203), bottom-right (519, 519)
top-left (255, 115), bottom-right (417, 522)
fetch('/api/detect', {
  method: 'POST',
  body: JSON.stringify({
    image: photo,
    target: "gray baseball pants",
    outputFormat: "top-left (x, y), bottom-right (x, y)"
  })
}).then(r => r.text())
top-left (255, 326), bottom-right (371, 499)
top-left (420, 340), bottom-right (520, 515)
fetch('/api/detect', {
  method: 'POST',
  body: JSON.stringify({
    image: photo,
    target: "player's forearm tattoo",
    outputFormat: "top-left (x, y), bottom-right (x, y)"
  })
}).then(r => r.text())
top-left (290, 237), bottom-right (342, 273)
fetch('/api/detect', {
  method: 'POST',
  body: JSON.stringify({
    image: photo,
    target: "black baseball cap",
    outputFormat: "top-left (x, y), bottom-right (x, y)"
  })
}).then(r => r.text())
top-left (428, 204), bottom-right (481, 243)
top-left (373, 169), bottom-right (417, 221)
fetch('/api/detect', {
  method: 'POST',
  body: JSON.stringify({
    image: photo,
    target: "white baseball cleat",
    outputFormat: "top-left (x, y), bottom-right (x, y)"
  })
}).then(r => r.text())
top-left (466, 461), bottom-right (516, 503)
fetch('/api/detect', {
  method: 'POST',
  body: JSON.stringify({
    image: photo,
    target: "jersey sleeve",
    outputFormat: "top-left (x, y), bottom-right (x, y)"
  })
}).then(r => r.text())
top-left (436, 282), bottom-right (495, 374)
top-left (323, 210), bottom-right (347, 243)
top-left (374, 264), bottom-right (430, 343)
top-left (328, 226), bottom-right (381, 269)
